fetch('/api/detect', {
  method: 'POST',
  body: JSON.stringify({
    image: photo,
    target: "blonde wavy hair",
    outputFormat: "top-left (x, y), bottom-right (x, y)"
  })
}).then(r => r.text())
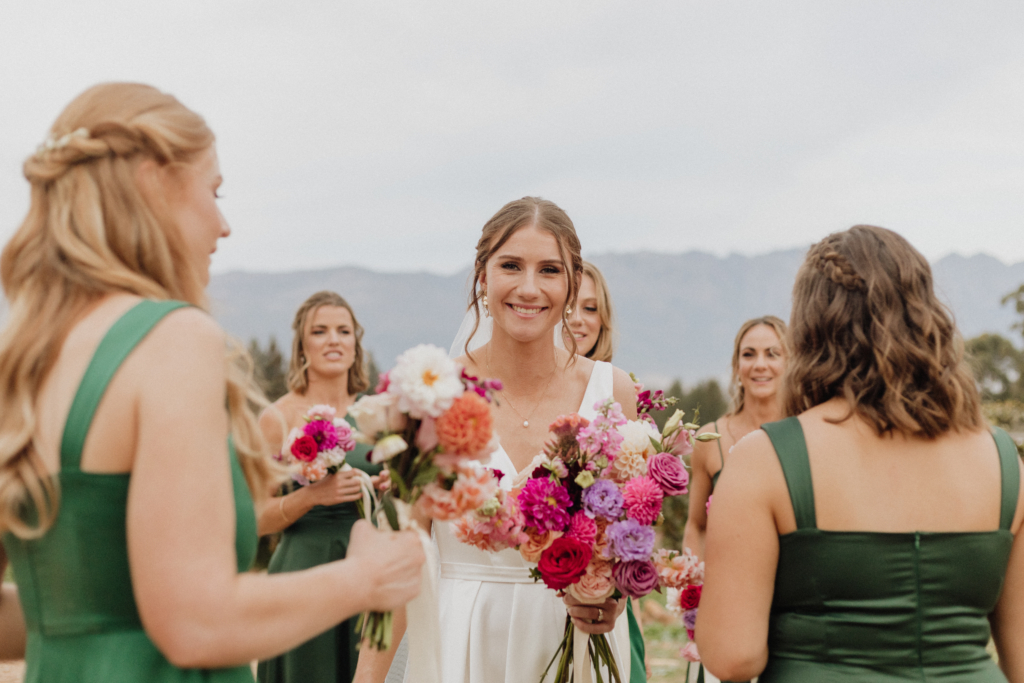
top-left (581, 262), bottom-right (615, 363)
top-left (0, 82), bottom-right (274, 538)
top-left (286, 291), bottom-right (370, 396)
top-left (465, 197), bottom-right (584, 360)
top-left (784, 225), bottom-right (982, 436)
top-left (727, 316), bottom-right (788, 414)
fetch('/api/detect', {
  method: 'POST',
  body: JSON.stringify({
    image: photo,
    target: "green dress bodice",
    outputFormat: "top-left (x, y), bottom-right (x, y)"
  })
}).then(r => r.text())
top-left (758, 417), bottom-right (1018, 682)
top-left (2, 300), bottom-right (258, 683)
top-left (256, 415), bottom-right (380, 683)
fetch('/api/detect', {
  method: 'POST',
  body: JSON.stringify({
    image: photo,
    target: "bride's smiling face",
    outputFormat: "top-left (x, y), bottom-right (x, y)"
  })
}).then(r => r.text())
top-left (482, 225), bottom-right (570, 343)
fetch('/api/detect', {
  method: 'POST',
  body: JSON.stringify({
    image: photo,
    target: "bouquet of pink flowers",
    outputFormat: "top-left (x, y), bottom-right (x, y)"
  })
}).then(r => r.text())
top-left (279, 404), bottom-right (359, 483)
top-left (347, 343), bottom-right (501, 650)
top-left (665, 567), bottom-right (705, 664)
top-left (453, 398), bottom-right (713, 683)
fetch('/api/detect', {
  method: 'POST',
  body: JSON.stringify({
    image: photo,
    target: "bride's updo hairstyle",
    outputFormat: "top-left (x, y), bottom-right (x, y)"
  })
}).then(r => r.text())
top-left (465, 197), bottom-right (584, 358)
top-left (0, 82), bottom-right (273, 538)
top-left (783, 225), bottom-right (981, 437)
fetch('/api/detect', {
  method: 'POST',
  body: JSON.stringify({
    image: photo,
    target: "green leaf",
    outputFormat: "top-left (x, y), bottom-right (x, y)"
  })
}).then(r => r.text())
top-left (412, 464), bottom-right (442, 487)
top-left (380, 493), bottom-right (400, 531)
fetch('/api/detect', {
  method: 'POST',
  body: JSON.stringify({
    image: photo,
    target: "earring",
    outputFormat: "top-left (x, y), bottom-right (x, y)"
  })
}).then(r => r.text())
top-left (565, 305), bottom-right (573, 316)
top-left (481, 292), bottom-right (490, 317)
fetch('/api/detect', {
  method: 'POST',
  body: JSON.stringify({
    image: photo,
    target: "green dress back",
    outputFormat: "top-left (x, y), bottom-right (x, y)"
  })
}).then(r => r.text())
top-left (759, 416), bottom-right (1018, 681)
top-left (2, 299), bottom-right (258, 683)
top-left (256, 416), bottom-right (380, 683)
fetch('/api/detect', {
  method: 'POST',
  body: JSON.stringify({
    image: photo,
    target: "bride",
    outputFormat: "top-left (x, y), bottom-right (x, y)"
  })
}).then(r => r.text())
top-left (366, 197), bottom-right (639, 683)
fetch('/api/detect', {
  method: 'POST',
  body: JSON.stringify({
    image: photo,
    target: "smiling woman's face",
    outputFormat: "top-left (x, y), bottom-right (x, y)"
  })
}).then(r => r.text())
top-left (482, 224), bottom-right (569, 344)
top-left (303, 305), bottom-right (357, 383)
top-left (737, 324), bottom-right (785, 402)
top-left (565, 274), bottom-right (601, 356)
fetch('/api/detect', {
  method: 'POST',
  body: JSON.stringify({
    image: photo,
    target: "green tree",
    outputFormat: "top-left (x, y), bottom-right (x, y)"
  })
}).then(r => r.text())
top-left (363, 351), bottom-right (381, 397)
top-left (248, 336), bottom-right (288, 402)
top-left (965, 333), bottom-right (1024, 402)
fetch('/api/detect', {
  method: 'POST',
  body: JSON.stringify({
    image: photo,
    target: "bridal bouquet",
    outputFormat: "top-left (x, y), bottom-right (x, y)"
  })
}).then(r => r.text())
top-left (454, 398), bottom-right (714, 683)
top-left (348, 343), bottom-right (501, 651)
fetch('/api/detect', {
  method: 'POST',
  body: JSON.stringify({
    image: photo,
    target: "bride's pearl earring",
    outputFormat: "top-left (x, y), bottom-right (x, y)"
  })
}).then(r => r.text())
top-left (481, 292), bottom-right (490, 317)
top-left (565, 306), bottom-right (573, 316)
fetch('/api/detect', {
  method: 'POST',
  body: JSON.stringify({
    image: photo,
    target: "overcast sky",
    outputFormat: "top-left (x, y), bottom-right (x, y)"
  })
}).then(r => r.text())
top-left (2, 2), bottom-right (1022, 274)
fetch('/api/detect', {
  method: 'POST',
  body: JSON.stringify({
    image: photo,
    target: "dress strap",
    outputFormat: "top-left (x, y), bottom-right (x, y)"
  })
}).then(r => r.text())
top-left (60, 300), bottom-right (190, 471)
top-left (993, 427), bottom-right (1020, 532)
top-left (761, 417), bottom-right (817, 530)
top-left (713, 420), bottom-right (725, 469)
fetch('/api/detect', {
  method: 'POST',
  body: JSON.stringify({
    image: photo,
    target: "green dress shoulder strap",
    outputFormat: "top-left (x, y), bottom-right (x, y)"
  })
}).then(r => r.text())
top-left (60, 299), bottom-right (189, 471)
top-left (994, 426), bottom-right (1020, 532)
top-left (761, 417), bottom-right (816, 530)
top-left (710, 420), bottom-right (726, 490)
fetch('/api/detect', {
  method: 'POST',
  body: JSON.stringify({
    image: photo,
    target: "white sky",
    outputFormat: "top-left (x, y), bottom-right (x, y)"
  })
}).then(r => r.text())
top-left (2, 1), bottom-right (1022, 274)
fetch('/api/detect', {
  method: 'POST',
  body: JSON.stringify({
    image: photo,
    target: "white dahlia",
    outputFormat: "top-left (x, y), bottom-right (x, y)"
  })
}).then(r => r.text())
top-left (617, 419), bottom-right (661, 459)
top-left (387, 344), bottom-right (464, 419)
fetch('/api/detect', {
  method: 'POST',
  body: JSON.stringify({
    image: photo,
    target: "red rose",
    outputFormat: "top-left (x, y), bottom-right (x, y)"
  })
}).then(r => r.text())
top-left (291, 435), bottom-right (319, 462)
top-left (680, 584), bottom-right (702, 611)
top-left (537, 537), bottom-right (593, 590)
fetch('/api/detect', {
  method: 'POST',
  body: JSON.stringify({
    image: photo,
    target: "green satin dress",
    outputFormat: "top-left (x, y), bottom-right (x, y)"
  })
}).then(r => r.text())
top-left (2, 299), bottom-right (258, 683)
top-left (256, 418), bottom-right (380, 683)
top-left (758, 416), bottom-right (1019, 681)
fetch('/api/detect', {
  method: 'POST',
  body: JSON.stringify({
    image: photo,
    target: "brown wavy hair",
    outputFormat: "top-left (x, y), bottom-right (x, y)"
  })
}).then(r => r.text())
top-left (728, 316), bottom-right (788, 414)
top-left (783, 225), bottom-right (982, 437)
top-left (286, 291), bottom-right (370, 396)
top-left (464, 197), bottom-right (583, 359)
top-left (581, 261), bottom-right (615, 363)
top-left (0, 83), bottom-right (274, 537)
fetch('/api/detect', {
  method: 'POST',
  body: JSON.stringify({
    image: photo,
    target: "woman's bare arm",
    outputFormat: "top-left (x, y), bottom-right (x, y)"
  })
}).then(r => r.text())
top-left (695, 430), bottom-right (782, 681)
top-left (682, 436), bottom-right (714, 558)
top-left (126, 310), bottom-right (424, 668)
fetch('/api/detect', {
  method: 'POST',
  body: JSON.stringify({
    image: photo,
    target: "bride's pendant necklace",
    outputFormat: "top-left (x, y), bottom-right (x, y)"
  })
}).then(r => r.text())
top-left (488, 350), bottom-right (557, 428)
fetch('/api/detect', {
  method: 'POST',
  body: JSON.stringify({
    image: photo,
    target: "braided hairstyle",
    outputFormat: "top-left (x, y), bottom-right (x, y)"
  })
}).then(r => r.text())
top-left (0, 83), bottom-right (274, 537)
top-left (783, 225), bottom-right (981, 437)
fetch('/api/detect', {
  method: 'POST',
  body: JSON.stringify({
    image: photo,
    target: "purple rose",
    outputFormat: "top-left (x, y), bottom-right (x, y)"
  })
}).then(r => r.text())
top-left (647, 453), bottom-right (690, 496)
top-left (613, 560), bottom-right (659, 599)
top-left (518, 477), bottom-right (573, 532)
top-left (682, 608), bottom-right (698, 630)
top-left (605, 518), bottom-right (655, 561)
top-left (581, 479), bottom-right (624, 521)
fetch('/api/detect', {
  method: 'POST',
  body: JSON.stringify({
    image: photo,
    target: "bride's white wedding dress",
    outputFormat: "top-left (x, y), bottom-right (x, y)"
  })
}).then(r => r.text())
top-left (429, 360), bottom-right (631, 683)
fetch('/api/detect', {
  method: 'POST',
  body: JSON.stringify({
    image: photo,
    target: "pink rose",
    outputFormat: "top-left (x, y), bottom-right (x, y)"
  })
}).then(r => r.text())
top-left (566, 559), bottom-right (615, 604)
top-left (647, 452), bottom-right (690, 496)
top-left (680, 642), bottom-right (700, 663)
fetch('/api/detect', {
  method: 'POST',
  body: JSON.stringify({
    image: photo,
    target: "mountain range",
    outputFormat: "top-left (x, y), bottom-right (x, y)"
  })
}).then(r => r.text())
top-left (207, 250), bottom-right (1024, 387)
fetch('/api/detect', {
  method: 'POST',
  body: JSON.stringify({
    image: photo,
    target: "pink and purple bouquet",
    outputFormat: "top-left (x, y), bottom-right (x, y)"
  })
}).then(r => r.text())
top-left (664, 558), bottom-right (705, 664)
top-left (453, 398), bottom-right (710, 683)
top-left (279, 404), bottom-right (359, 484)
top-left (347, 343), bottom-right (501, 649)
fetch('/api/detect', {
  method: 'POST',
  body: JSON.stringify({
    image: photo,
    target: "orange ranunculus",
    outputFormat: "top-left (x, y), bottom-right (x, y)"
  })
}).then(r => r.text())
top-left (436, 392), bottom-right (493, 457)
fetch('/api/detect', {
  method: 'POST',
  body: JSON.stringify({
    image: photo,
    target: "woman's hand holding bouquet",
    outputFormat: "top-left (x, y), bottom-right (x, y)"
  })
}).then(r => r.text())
top-left (453, 396), bottom-right (714, 683)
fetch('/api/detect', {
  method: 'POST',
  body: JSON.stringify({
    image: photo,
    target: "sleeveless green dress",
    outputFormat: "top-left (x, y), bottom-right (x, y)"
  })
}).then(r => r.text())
top-left (2, 299), bottom-right (258, 683)
top-left (256, 419), bottom-right (380, 683)
top-left (758, 416), bottom-right (1019, 681)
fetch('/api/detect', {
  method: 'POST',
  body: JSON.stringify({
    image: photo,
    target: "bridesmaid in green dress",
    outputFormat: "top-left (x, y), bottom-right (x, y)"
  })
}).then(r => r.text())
top-left (0, 82), bottom-right (425, 682)
top-left (256, 291), bottom-right (385, 683)
top-left (565, 261), bottom-right (647, 683)
top-left (696, 225), bottom-right (1024, 681)
top-left (682, 316), bottom-right (786, 683)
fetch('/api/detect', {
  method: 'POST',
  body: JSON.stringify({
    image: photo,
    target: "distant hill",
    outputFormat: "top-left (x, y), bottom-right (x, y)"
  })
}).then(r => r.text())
top-left (208, 250), bottom-right (1024, 387)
